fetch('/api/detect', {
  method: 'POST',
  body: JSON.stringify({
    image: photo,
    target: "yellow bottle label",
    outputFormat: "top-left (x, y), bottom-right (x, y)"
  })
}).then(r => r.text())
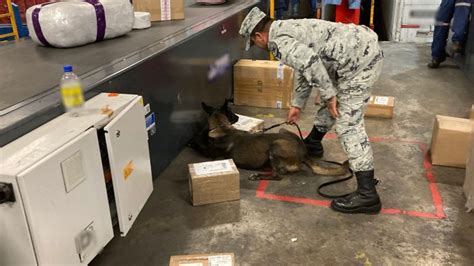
top-left (61, 85), bottom-right (84, 109)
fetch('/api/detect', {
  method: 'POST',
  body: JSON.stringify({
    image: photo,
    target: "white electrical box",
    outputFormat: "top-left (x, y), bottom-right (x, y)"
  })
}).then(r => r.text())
top-left (0, 93), bottom-right (154, 265)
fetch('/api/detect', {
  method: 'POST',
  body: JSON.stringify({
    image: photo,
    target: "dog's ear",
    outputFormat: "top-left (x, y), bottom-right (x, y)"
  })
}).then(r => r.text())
top-left (201, 102), bottom-right (214, 115)
top-left (221, 99), bottom-right (232, 111)
top-left (208, 128), bottom-right (226, 138)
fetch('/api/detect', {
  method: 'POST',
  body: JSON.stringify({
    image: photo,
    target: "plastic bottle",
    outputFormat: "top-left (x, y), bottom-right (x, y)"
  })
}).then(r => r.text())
top-left (60, 65), bottom-right (84, 116)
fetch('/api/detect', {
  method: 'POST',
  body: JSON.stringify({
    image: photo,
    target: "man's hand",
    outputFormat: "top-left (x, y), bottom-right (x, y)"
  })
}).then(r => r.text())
top-left (287, 106), bottom-right (301, 123)
top-left (327, 96), bottom-right (339, 119)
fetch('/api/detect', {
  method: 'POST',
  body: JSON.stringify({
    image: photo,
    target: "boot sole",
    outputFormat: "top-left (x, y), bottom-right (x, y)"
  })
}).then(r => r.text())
top-left (330, 202), bottom-right (382, 214)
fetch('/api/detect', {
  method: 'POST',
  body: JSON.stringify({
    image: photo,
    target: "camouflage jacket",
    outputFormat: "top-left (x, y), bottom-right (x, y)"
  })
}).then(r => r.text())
top-left (268, 19), bottom-right (380, 108)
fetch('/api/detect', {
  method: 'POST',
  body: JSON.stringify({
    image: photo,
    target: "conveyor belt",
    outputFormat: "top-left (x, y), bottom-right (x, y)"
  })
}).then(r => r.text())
top-left (0, 0), bottom-right (257, 130)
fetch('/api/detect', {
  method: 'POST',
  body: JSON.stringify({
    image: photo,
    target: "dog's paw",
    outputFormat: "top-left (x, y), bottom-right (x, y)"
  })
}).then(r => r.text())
top-left (248, 173), bottom-right (261, 181)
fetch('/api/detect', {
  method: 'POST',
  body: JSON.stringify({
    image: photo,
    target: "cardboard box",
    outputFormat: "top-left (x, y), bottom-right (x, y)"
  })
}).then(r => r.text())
top-left (463, 123), bottom-right (474, 212)
top-left (365, 96), bottom-right (395, 119)
top-left (430, 115), bottom-right (473, 168)
top-left (470, 104), bottom-right (474, 120)
top-left (133, 0), bottom-right (184, 22)
top-left (188, 159), bottom-right (240, 206)
top-left (234, 60), bottom-right (294, 109)
top-left (169, 253), bottom-right (235, 266)
top-left (233, 114), bottom-right (264, 132)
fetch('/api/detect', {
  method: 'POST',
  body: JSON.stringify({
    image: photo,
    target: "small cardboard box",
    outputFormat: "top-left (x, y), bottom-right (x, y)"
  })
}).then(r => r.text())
top-left (233, 114), bottom-right (264, 132)
top-left (463, 123), bottom-right (474, 212)
top-left (470, 104), bottom-right (474, 120)
top-left (169, 253), bottom-right (235, 266)
top-left (430, 115), bottom-right (473, 168)
top-left (234, 60), bottom-right (294, 109)
top-left (365, 95), bottom-right (395, 119)
top-left (133, 0), bottom-right (184, 22)
top-left (188, 159), bottom-right (240, 206)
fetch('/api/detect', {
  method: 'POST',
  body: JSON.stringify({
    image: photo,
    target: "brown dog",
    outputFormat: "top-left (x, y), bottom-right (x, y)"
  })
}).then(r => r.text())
top-left (204, 103), bottom-right (349, 180)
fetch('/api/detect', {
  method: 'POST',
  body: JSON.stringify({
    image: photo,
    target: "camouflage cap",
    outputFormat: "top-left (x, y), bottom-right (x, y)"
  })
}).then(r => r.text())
top-left (239, 7), bottom-right (267, 51)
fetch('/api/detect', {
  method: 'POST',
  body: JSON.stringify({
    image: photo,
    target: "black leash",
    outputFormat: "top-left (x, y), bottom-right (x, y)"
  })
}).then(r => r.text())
top-left (262, 121), bottom-right (288, 132)
top-left (262, 121), bottom-right (354, 199)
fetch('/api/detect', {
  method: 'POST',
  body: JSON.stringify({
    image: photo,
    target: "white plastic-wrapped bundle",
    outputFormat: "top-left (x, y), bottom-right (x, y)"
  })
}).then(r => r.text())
top-left (26, 0), bottom-right (134, 48)
top-left (133, 12), bottom-right (151, 29)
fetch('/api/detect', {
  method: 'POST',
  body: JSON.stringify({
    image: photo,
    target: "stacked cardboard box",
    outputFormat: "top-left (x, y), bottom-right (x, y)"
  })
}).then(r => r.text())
top-left (169, 253), bottom-right (235, 266)
top-left (234, 60), bottom-right (294, 109)
top-left (470, 104), bottom-right (474, 120)
top-left (365, 95), bottom-right (395, 119)
top-left (133, 0), bottom-right (184, 22)
top-left (233, 114), bottom-right (264, 132)
top-left (188, 159), bottom-right (240, 206)
top-left (464, 123), bottom-right (474, 212)
top-left (430, 115), bottom-right (473, 168)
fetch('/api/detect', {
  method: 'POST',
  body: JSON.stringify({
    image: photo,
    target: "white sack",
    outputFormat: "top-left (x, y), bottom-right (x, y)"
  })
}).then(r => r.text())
top-left (26, 0), bottom-right (134, 48)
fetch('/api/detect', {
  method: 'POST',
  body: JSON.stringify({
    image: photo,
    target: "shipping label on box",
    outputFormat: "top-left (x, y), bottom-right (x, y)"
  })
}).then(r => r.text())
top-left (188, 160), bottom-right (240, 206)
top-left (430, 115), bottom-right (473, 168)
top-left (169, 253), bottom-right (235, 266)
top-left (365, 95), bottom-right (395, 119)
top-left (234, 60), bottom-right (294, 109)
top-left (233, 114), bottom-right (264, 133)
top-left (133, 0), bottom-right (184, 22)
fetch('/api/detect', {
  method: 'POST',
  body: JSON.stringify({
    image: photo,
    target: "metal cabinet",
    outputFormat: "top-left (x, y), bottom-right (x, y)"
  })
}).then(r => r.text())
top-left (0, 93), bottom-right (153, 265)
top-left (104, 97), bottom-right (153, 236)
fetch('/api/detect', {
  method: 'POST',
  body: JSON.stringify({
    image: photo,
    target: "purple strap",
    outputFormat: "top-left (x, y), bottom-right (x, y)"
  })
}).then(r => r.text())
top-left (32, 2), bottom-right (54, 46)
top-left (86, 0), bottom-right (106, 42)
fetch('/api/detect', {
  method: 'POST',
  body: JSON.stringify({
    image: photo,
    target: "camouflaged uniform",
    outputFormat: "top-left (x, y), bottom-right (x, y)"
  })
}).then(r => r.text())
top-left (268, 19), bottom-right (384, 172)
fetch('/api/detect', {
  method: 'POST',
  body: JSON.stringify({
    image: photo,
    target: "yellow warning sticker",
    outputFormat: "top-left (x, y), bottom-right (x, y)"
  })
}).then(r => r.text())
top-left (123, 160), bottom-right (134, 180)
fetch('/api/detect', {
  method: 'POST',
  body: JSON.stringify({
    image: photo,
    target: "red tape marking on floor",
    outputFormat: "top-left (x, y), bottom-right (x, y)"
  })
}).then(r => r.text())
top-left (255, 134), bottom-right (446, 219)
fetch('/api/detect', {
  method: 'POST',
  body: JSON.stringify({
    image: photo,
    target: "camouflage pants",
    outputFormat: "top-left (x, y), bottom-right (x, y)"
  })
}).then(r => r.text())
top-left (312, 57), bottom-right (383, 172)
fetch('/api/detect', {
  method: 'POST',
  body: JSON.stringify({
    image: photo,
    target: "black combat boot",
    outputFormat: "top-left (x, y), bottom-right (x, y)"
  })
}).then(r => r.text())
top-left (427, 57), bottom-right (445, 68)
top-left (330, 170), bottom-right (381, 214)
top-left (304, 126), bottom-right (326, 158)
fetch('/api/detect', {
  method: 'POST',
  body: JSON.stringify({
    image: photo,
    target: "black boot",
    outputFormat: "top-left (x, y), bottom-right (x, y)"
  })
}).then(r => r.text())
top-left (451, 41), bottom-right (464, 54)
top-left (304, 126), bottom-right (326, 158)
top-left (427, 57), bottom-right (445, 69)
top-left (330, 170), bottom-right (381, 214)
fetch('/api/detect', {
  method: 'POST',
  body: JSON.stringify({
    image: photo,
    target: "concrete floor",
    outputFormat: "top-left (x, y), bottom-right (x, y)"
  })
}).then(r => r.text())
top-left (91, 43), bottom-right (474, 265)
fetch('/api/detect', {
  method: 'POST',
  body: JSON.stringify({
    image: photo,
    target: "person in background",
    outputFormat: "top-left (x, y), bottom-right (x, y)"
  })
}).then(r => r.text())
top-left (428, 0), bottom-right (472, 68)
top-left (275, 0), bottom-right (289, 19)
top-left (239, 7), bottom-right (384, 214)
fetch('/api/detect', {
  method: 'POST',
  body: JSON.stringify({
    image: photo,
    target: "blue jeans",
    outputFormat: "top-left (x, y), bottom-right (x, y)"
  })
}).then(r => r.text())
top-left (431, 0), bottom-right (472, 60)
top-left (275, 0), bottom-right (289, 19)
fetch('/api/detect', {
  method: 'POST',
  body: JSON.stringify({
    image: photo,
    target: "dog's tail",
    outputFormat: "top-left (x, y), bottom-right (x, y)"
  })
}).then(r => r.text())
top-left (303, 158), bottom-right (350, 176)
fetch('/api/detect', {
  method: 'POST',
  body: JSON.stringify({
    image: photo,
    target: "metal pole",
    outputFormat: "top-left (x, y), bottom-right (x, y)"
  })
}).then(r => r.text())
top-left (370, 0), bottom-right (375, 30)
